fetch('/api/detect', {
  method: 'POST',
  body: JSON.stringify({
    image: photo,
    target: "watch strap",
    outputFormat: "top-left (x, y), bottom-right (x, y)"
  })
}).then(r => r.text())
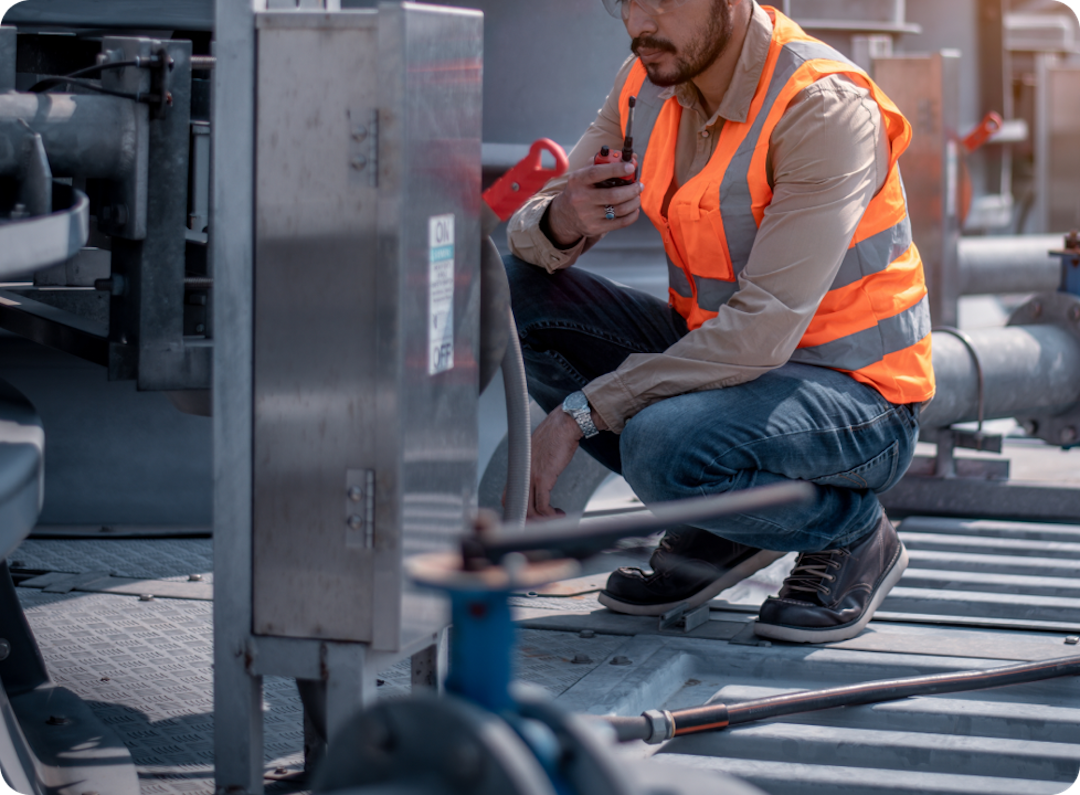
top-left (562, 391), bottom-right (599, 439)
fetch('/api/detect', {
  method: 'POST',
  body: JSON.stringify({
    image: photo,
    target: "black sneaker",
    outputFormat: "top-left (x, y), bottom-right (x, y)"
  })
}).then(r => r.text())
top-left (753, 513), bottom-right (907, 643)
top-left (599, 527), bottom-right (786, 616)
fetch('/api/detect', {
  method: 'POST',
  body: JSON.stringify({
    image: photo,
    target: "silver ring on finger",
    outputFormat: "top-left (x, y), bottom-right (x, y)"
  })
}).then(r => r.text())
top-left (604, 205), bottom-right (616, 220)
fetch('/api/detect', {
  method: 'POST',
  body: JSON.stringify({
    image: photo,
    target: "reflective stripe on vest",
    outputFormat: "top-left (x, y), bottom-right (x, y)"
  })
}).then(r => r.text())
top-left (618, 7), bottom-right (934, 405)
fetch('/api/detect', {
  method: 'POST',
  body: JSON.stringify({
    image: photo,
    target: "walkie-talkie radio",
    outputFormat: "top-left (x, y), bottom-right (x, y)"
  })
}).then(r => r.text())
top-left (594, 95), bottom-right (639, 187)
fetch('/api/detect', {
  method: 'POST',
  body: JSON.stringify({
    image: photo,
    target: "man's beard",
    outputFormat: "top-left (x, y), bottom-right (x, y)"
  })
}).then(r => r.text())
top-left (631, 0), bottom-right (733, 87)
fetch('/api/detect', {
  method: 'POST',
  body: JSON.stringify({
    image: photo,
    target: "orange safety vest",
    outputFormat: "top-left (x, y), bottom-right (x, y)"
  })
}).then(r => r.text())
top-left (619, 7), bottom-right (934, 405)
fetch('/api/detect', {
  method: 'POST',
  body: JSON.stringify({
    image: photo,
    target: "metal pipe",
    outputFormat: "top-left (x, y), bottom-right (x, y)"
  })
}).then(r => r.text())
top-left (921, 324), bottom-right (1080, 429)
top-left (608, 654), bottom-right (1080, 743)
top-left (501, 305), bottom-right (531, 529)
top-left (0, 93), bottom-right (142, 179)
top-left (190, 55), bottom-right (216, 71)
top-left (463, 481), bottom-right (814, 567)
top-left (958, 235), bottom-right (1064, 295)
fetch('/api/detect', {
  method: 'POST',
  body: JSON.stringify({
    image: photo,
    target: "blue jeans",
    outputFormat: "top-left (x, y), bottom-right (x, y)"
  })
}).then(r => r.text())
top-left (506, 254), bottom-right (920, 552)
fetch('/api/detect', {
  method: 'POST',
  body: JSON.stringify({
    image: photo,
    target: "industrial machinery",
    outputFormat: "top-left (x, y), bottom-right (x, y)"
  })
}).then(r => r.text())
top-left (0, 27), bottom-right (207, 396)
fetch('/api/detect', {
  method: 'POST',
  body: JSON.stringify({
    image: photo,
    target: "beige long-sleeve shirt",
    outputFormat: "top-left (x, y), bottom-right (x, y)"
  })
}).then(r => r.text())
top-left (507, 2), bottom-right (891, 434)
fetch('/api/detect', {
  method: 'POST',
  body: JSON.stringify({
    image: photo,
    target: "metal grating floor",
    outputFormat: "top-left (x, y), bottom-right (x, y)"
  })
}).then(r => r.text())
top-left (15, 589), bottom-right (296, 795)
top-left (886, 518), bottom-right (1080, 628)
top-left (701, 517), bottom-right (1080, 634)
top-left (511, 516), bottom-right (1080, 795)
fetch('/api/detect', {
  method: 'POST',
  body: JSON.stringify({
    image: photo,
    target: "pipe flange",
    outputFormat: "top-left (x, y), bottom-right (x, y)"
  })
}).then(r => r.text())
top-left (1008, 292), bottom-right (1080, 448)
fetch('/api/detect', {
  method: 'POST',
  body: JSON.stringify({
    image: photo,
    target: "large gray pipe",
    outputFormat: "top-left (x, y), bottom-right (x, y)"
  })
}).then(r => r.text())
top-left (921, 323), bottom-right (1080, 429)
top-left (0, 93), bottom-right (142, 179)
top-left (958, 235), bottom-right (1064, 296)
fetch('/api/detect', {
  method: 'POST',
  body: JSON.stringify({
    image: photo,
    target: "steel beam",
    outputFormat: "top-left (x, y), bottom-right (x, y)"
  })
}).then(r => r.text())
top-left (211, 0), bottom-right (260, 789)
top-left (106, 40), bottom-right (210, 391)
top-left (976, 0), bottom-right (1007, 198)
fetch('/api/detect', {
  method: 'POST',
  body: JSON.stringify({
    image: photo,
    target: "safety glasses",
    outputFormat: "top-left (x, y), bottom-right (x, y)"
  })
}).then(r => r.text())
top-left (601, 0), bottom-right (693, 20)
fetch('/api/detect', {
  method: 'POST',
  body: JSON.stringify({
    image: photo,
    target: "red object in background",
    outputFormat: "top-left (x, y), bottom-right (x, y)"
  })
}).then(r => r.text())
top-left (962, 112), bottom-right (1004, 153)
top-left (483, 138), bottom-right (569, 222)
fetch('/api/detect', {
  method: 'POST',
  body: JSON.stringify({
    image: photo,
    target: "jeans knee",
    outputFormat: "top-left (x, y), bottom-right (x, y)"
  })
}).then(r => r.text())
top-left (620, 406), bottom-right (692, 502)
top-left (503, 254), bottom-right (546, 297)
top-left (504, 254), bottom-right (552, 329)
top-left (621, 398), bottom-right (744, 503)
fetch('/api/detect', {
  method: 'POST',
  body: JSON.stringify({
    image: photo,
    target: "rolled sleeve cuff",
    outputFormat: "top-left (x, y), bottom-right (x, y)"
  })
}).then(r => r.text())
top-left (507, 195), bottom-right (588, 273)
top-left (582, 373), bottom-right (641, 435)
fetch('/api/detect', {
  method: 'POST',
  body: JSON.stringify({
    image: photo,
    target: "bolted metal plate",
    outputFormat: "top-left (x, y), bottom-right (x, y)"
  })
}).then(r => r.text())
top-left (16, 589), bottom-right (272, 795)
top-left (515, 629), bottom-right (628, 695)
top-left (510, 594), bottom-right (604, 614)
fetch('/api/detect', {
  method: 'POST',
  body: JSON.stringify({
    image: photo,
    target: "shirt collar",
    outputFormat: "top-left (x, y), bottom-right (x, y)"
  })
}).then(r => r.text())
top-left (657, 1), bottom-right (773, 126)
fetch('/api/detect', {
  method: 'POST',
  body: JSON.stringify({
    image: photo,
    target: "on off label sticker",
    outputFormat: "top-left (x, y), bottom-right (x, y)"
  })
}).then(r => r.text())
top-left (428, 214), bottom-right (455, 375)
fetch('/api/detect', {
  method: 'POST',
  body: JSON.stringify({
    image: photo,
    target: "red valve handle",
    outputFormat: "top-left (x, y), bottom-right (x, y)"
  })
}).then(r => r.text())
top-left (483, 138), bottom-right (569, 222)
top-left (962, 112), bottom-right (1004, 154)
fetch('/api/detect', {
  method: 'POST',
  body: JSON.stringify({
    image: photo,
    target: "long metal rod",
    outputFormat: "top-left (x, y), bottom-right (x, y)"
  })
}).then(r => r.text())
top-left (464, 481), bottom-right (814, 566)
top-left (608, 654), bottom-right (1080, 743)
top-left (718, 655), bottom-right (1080, 730)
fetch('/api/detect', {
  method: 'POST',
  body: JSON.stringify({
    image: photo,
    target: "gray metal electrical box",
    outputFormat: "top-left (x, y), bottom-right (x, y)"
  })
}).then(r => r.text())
top-left (251, 3), bottom-right (482, 651)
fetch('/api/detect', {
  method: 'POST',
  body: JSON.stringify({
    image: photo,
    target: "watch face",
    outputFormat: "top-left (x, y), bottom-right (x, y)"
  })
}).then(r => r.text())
top-left (564, 391), bottom-right (589, 412)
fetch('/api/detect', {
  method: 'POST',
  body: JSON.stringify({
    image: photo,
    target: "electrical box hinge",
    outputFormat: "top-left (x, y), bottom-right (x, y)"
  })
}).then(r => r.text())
top-left (347, 109), bottom-right (379, 188)
top-left (346, 469), bottom-right (376, 549)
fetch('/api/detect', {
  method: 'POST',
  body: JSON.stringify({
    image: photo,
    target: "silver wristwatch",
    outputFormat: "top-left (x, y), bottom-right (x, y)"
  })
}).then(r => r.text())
top-left (562, 390), bottom-right (599, 439)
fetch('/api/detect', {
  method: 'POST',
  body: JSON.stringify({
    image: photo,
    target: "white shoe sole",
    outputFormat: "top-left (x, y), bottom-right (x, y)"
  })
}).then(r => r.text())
top-left (598, 549), bottom-right (788, 617)
top-left (752, 542), bottom-right (909, 644)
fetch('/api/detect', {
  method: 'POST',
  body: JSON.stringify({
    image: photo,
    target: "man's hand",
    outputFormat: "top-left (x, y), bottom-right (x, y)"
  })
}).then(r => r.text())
top-left (544, 161), bottom-right (643, 247)
top-left (527, 405), bottom-right (609, 519)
